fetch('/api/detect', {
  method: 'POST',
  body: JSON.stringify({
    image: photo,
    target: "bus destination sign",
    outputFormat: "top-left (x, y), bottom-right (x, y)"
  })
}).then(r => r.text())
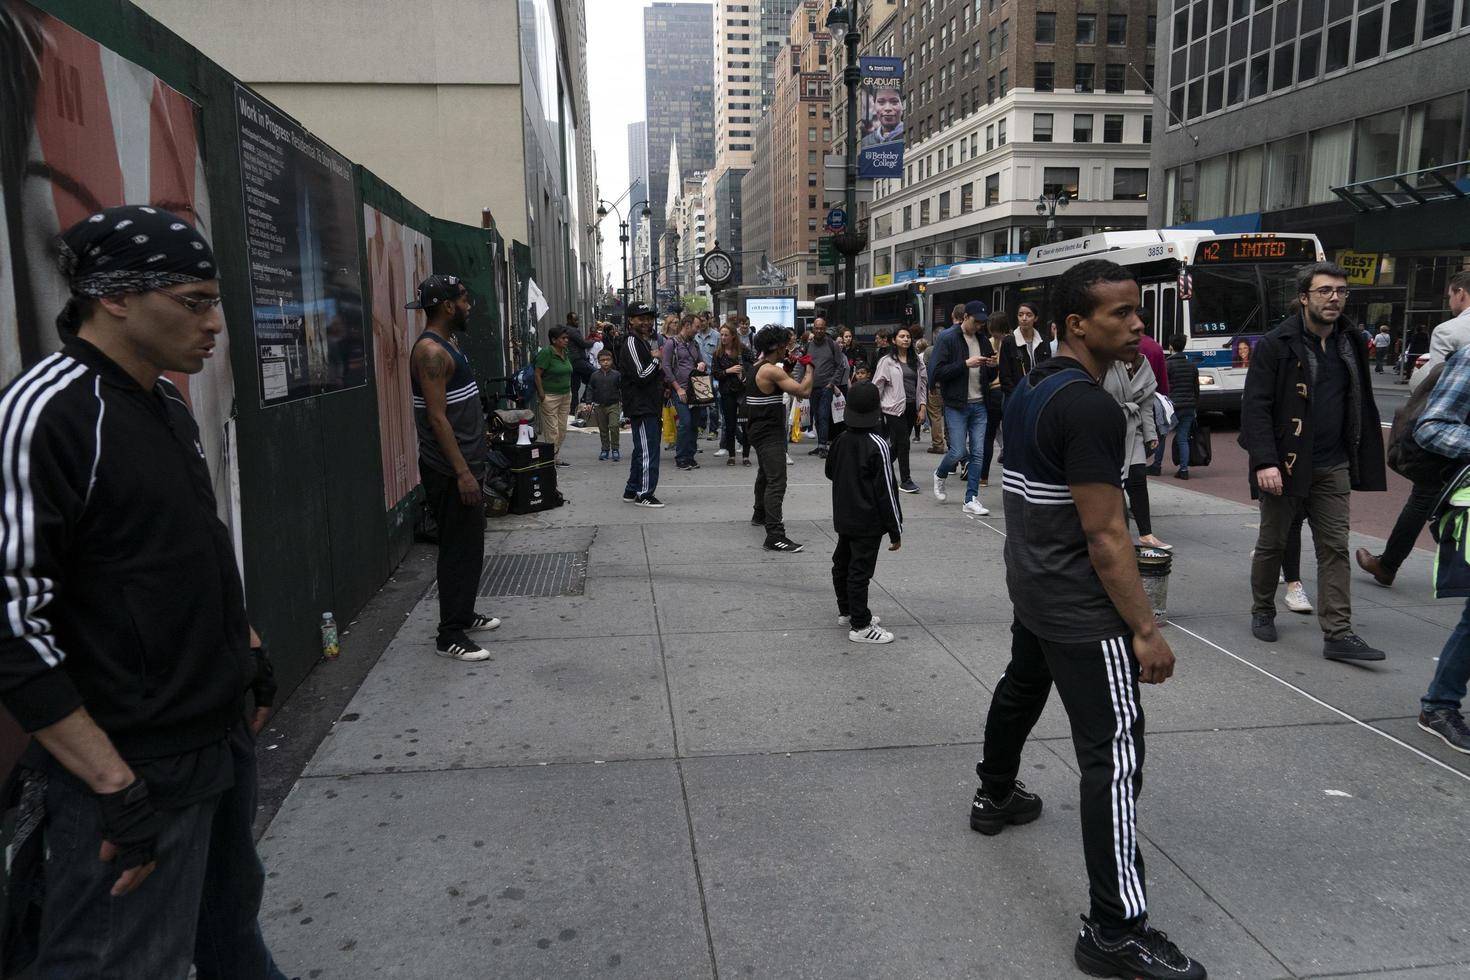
top-left (1193, 238), bottom-right (1318, 264)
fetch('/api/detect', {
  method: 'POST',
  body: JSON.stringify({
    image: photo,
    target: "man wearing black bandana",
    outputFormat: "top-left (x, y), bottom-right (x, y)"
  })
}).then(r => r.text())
top-left (0, 206), bottom-right (288, 978)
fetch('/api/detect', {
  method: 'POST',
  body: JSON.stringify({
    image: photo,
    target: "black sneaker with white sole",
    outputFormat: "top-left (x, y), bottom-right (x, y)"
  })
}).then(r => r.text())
top-left (968, 781), bottom-right (1043, 835)
top-left (623, 491), bottom-right (637, 503)
top-left (466, 613), bottom-right (501, 634)
top-left (435, 637), bottom-right (490, 662)
top-left (635, 494), bottom-right (666, 508)
top-left (1073, 915), bottom-right (1207, 980)
top-left (762, 536), bottom-right (803, 553)
top-left (1419, 708), bottom-right (1470, 753)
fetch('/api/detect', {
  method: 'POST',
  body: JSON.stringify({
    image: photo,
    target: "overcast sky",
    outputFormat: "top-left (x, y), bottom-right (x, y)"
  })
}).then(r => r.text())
top-left (587, 0), bottom-right (715, 273)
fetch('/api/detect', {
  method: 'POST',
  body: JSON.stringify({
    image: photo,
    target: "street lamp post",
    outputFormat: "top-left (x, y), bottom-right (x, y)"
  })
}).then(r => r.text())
top-left (596, 196), bottom-right (651, 317)
top-left (829, 0), bottom-right (864, 331)
top-left (1036, 192), bottom-right (1070, 244)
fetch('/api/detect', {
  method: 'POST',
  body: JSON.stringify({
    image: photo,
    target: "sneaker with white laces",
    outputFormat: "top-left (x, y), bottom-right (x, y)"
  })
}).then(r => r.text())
top-left (763, 536), bottom-right (804, 553)
top-left (837, 614), bottom-right (881, 627)
top-left (1074, 915), bottom-right (1207, 980)
top-left (1283, 583), bottom-right (1312, 614)
top-left (635, 494), bottom-right (666, 508)
top-left (962, 498), bottom-right (990, 517)
top-left (848, 624), bottom-right (895, 644)
top-left (435, 637), bottom-right (491, 662)
top-left (713, 448), bottom-right (729, 457)
top-left (466, 613), bottom-right (502, 634)
top-left (933, 470), bottom-right (947, 502)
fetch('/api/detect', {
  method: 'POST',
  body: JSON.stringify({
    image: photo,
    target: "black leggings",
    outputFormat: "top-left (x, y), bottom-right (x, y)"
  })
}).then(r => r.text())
top-left (1125, 463), bottom-right (1152, 537)
top-left (719, 389), bottom-right (750, 457)
top-left (885, 402), bottom-right (916, 482)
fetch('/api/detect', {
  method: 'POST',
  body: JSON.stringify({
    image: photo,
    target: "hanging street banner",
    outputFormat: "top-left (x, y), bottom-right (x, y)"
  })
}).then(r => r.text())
top-left (858, 56), bottom-right (905, 179)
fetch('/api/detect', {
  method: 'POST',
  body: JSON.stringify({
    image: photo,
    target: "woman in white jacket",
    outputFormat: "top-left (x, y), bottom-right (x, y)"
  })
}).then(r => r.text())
top-left (871, 325), bottom-right (927, 493)
top-left (1102, 353), bottom-right (1170, 550)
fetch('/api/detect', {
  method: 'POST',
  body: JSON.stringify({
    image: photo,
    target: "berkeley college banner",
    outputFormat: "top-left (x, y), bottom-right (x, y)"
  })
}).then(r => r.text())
top-left (858, 57), bottom-right (904, 179)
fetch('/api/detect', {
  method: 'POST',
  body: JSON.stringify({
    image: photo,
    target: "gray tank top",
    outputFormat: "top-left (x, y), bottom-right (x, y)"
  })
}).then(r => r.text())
top-left (411, 332), bottom-right (488, 478)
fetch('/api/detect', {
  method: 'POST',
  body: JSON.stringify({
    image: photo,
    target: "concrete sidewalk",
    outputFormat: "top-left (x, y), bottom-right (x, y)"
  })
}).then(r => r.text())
top-left (257, 426), bottom-right (1470, 979)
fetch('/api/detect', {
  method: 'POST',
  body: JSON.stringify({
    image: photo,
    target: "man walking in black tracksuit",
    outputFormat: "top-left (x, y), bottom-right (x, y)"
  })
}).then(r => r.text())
top-left (968, 259), bottom-right (1206, 980)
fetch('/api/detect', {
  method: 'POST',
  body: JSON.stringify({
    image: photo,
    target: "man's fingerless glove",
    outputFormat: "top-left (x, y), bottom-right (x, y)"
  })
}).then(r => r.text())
top-left (97, 778), bottom-right (163, 870)
top-left (251, 643), bottom-right (278, 708)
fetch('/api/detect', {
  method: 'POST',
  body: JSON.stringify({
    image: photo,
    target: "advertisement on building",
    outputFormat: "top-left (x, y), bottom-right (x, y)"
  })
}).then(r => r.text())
top-left (858, 57), bottom-right (905, 179)
top-left (364, 206), bottom-right (431, 509)
top-left (0, 0), bottom-right (240, 542)
top-left (235, 84), bottom-right (366, 407)
top-left (744, 295), bottom-right (797, 331)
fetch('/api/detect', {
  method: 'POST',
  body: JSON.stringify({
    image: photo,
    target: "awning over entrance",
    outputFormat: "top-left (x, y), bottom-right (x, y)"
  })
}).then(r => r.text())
top-left (1333, 159), bottom-right (1470, 252)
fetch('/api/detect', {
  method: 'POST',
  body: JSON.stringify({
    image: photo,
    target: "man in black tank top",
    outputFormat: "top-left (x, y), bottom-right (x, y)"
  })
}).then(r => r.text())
top-left (748, 328), bottom-right (814, 552)
top-left (408, 275), bottom-right (501, 662)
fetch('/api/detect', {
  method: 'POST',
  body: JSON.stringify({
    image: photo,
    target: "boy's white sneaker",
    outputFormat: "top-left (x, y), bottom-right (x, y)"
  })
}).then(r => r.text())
top-left (962, 499), bottom-right (990, 517)
top-left (837, 614), bottom-right (881, 627)
top-left (933, 470), bottom-right (947, 502)
top-left (848, 624), bottom-right (895, 644)
top-left (713, 448), bottom-right (729, 457)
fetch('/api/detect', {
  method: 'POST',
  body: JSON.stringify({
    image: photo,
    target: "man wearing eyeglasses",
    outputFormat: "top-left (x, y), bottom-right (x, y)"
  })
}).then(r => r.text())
top-left (1241, 261), bottom-right (1387, 662)
top-left (0, 206), bottom-right (289, 977)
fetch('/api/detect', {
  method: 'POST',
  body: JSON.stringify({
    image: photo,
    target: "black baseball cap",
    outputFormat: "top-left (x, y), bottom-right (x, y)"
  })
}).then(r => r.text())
top-left (625, 301), bottom-right (656, 319)
top-left (406, 274), bottom-right (466, 310)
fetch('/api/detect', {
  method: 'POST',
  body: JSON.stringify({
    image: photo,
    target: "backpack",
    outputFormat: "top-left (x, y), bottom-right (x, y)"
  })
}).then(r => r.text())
top-left (1386, 361), bottom-right (1462, 486)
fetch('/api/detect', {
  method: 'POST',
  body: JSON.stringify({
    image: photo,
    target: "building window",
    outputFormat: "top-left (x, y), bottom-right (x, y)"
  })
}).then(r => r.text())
top-left (1355, 7), bottom-right (1384, 63)
top-left (1000, 19), bottom-right (1010, 52)
top-left (985, 173), bottom-right (1000, 206)
top-left (1043, 167), bottom-right (1080, 199)
top-left (999, 68), bottom-right (1009, 97)
top-left (1265, 134), bottom-right (1308, 210)
top-left (808, 173), bottom-right (818, 186)
top-left (1424, 0), bottom-right (1457, 38)
top-left (920, 198), bottom-right (931, 225)
top-left (1386, 0), bottom-right (1416, 52)
top-left (1035, 62), bottom-right (1055, 91)
top-left (1112, 168), bottom-right (1148, 200)
top-left (808, 127), bottom-right (817, 142)
top-left (1107, 14), bottom-right (1127, 45)
top-left (1033, 113), bottom-right (1054, 142)
top-left (970, 133), bottom-right (978, 156)
top-left (1105, 64), bottom-right (1126, 93)
top-left (1075, 63), bottom-right (1094, 92)
top-left (1146, 15), bottom-right (1157, 45)
top-left (987, 76), bottom-right (996, 102)
top-left (998, 119), bottom-right (1007, 145)
top-left (1103, 114), bottom-right (1124, 143)
top-left (903, 205), bottom-right (913, 231)
top-left (1355, 108), bottom-right (1403, 180)
top-left (1143, 115), bottom-right (1153, 143)
top-left (1073, 113), bottom-right (1094, 142)
top-left (808, 217), bottom-right (818, 230)
top-left (1036, 11), bottom-right (1056, 44)
top-left (988, 27), bottom-right (999, 58)
top-left (1076, 13), bottom-right (1097, 45)
top-left (939, 190), bottom-right (951, 220)
top-left (986, 124), bottom-right (995, 150)
top-left (961, 182), bottom-right (975, 213)
top-left (1307, 122), bottom-right (1352, 204)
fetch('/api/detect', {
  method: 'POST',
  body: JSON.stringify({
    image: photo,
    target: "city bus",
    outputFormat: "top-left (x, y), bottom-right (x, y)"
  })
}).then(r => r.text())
top-left (814, 280), bottom-right (939, 347)
top-left (926, 230), bottom-right (1326, 415)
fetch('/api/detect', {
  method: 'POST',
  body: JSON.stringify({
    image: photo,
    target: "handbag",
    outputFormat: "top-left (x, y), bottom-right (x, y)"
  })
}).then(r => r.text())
top-left (687, 370), bottom-right (716, 406)
top-left (1190, 423), bottom-right (1213, 467)
top-left (662, 403), bottom-right (677, 444)
top-left (831, 387), bottom-right (847, 423)
top-left (1432, 471), bottom-right (1470, 598)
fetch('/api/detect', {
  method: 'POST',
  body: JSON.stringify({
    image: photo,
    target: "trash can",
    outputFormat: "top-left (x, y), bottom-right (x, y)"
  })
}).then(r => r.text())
top-left (1136, 546), bottom-right (1172, 624)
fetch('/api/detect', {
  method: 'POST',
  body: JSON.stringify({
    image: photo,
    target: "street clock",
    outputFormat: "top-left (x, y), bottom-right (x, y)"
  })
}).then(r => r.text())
top-left (701, 245), bottom-right (735, 288)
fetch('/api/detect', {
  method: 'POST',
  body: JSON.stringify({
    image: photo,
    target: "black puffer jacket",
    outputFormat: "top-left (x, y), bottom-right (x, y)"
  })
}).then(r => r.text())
top-left (1239, 314), bottom-right (1386, 499)
top-left (1165, 352), bottom-right (1199, 413)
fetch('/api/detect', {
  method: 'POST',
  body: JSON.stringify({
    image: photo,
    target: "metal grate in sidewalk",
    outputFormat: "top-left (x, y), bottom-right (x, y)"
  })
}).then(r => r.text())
top-left (476, 551), bottom-right (588, 598)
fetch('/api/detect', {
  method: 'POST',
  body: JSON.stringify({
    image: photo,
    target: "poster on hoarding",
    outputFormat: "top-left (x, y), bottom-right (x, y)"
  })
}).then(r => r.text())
top-left (858, 56), bottom-right (905, 179)
top-left (234, 84), bottom-right (366, 406)
top-left (0, 0), bottom-right (240, 545)
top-left (364, 206), bottom-right (431, 509)
top-left (745, 296), bottom-right (797, 332)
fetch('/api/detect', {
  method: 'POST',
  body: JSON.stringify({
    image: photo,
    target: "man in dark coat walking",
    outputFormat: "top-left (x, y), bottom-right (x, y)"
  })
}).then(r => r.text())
top-left (1240, 261), bottom-right (1387, 661)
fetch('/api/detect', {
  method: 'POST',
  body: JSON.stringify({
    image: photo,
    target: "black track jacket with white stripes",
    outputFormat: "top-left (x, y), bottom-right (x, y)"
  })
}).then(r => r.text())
top-left (824, 426), bottom-right (903, 542)
top-left (0, 338), bottom-right (253, 758)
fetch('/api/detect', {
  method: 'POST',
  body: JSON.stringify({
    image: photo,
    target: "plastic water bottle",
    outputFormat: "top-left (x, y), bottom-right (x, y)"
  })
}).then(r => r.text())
top-left (321, 612), bottom-right (340, 660)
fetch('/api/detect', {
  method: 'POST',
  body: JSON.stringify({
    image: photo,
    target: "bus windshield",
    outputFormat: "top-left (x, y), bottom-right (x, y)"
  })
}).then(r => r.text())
top-left (1189, 265), bottom-right (1299, 346)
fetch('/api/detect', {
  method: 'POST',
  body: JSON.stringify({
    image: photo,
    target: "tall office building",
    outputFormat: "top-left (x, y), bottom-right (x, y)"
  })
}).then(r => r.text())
top-left (1151, 0), bottom-right (1470, 332)
top-left (769, 1), bottom-right (834, 302)
top-left (759, 0), bottom-right (805, 109)
top-left (627, 121), bottom-right (651, 291)
top-left (645, 2), bottom-right (716, 271)
top-left (860, 0), bottom-right (1156, 288)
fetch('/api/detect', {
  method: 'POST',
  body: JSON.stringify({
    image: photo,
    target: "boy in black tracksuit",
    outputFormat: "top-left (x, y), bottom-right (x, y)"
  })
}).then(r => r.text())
top-left (824, 382), bottom-right (903, 644)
